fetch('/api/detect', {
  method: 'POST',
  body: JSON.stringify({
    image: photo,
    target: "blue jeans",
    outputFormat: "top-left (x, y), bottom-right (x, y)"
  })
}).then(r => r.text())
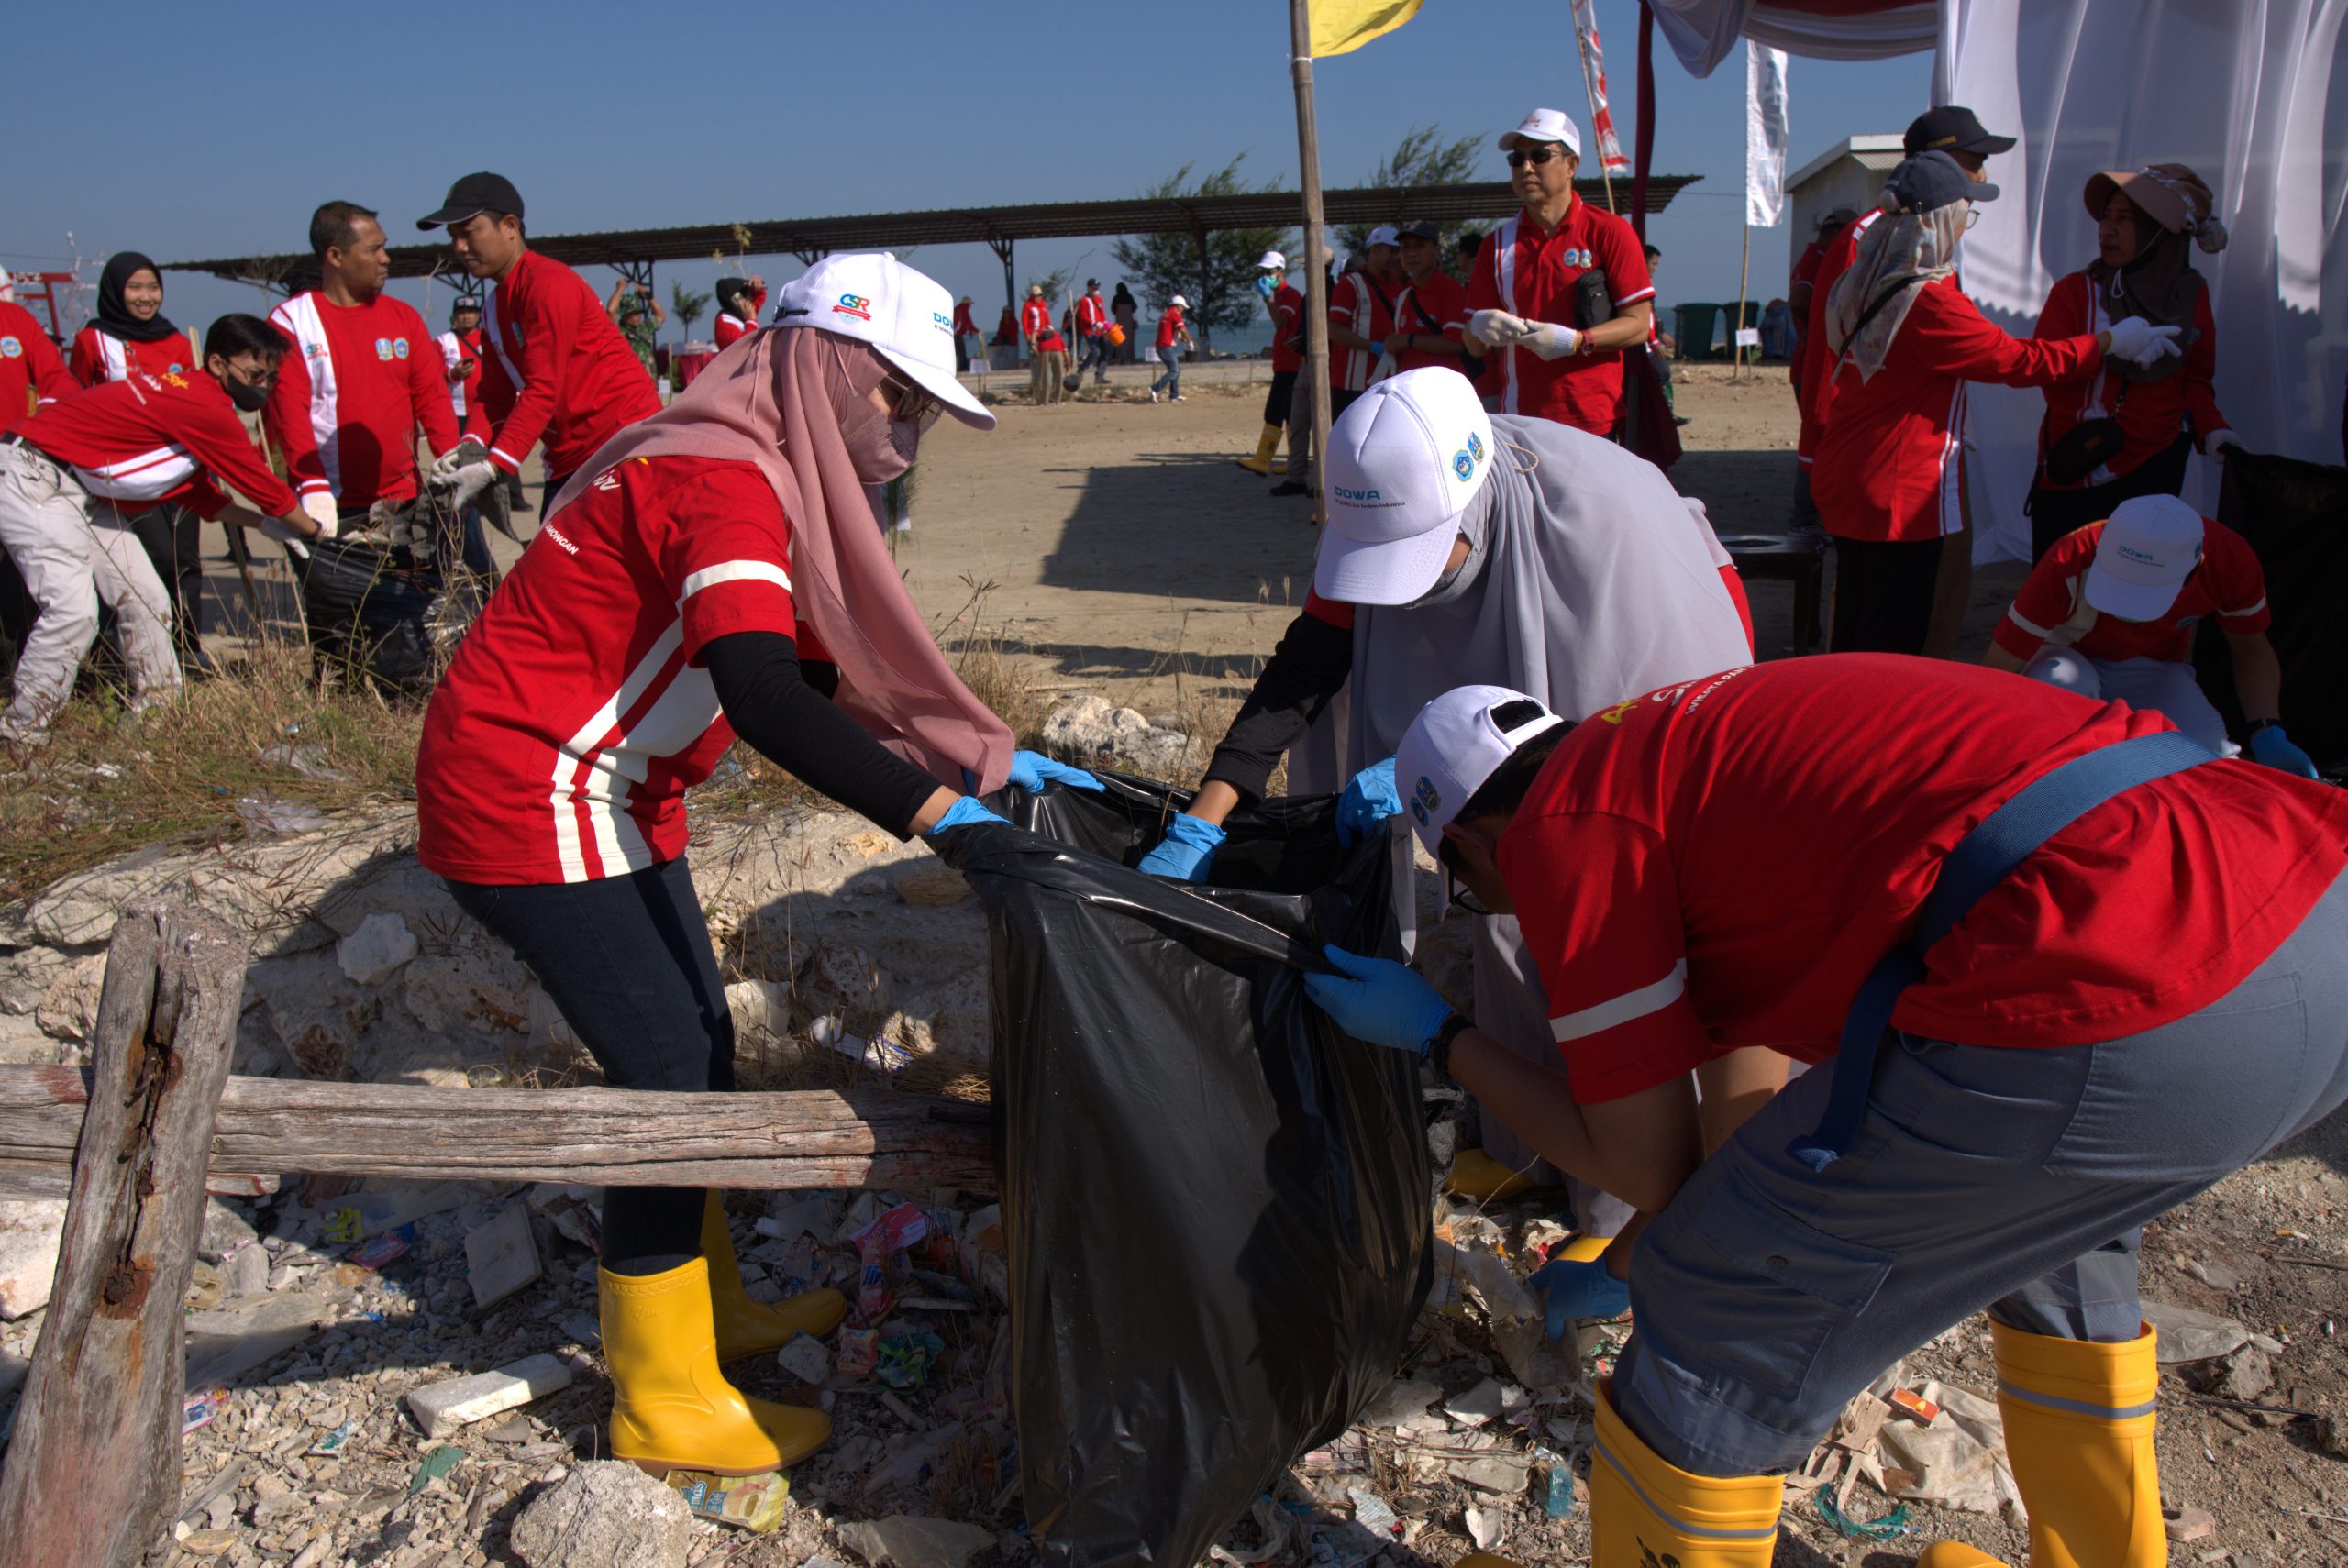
top-left (1151, 346), bottom-right (1181, 397)
top-left (1078, 334), bottom-right (1110, 379)
top-left (1611, 868), bottom-right (2348, 1476)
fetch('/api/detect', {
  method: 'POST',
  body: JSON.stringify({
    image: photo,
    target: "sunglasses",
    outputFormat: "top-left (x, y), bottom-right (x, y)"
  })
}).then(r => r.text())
top-left (1506, 145), bottom-right (1567, 169)
top-left (1436, 835), bottom-right (1491, 917)
top-left (883, 373), bottom-right (945, 432)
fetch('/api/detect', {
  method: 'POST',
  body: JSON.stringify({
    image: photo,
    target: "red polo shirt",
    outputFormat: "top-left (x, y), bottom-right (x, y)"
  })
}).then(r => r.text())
top-left (1468, 198), bottom-right (1654, 435)
top-left (1, 304), bottom-right (75, 431)
top-left (1393, 271), bottom-right (1471, 375)
top-left (475, 248), bottom-right (663, 481)
top-left (1501, 655), bottom-right (2348, 1103)
top-left (2033, 271), bottom-right (2229, 489)
top-left (1991, 516), bottom-right (2270, 665)
top-left (1269, 283), bottom-right (1305, 374)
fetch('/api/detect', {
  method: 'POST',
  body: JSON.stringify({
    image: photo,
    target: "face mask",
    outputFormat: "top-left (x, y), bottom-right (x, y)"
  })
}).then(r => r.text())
top-left (222, 370), bottom-right (269, 412)
top-left (887, 419), bottom-right (923, 469)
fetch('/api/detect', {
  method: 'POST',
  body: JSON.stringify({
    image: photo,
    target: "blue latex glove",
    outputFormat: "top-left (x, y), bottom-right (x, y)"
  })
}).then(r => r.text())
top-left (1529, 1256), bottom-right (1631, 1341)
top-left (924, 796), bottom-right (1009, 836)
top-left (1136, 812), bottom-right (1224, 881)
top-left (1301, 944), bottom-right (1455, 1055)
top-left (1008, 749), bottom-right (1105, 793)
top-left (2247, 724), bottom-right (2320, 778)
top-left (1256, 273), bottom-right (1278, 299)
top-left (1335, 757), bottom-right (1402, 846)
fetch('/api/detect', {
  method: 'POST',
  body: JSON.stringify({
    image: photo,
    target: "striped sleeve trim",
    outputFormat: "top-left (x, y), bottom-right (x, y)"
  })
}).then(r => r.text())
top-left (1612, 286), bottom-right (1659, 308)
top-left (2005, 605), bottom-right (2053, 638)
top-left (1551, 959), bottom-right (1688, 1043)
top-left (489, 446), bottom-right (525, 472)
top-left (2220, 597), bottom-right (2267, 618)
top-left (681, 560), bottom-right (792, 602)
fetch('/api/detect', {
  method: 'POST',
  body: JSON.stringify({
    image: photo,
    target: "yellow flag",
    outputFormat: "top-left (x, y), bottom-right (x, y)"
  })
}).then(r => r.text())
top-left (1310, 0), bottom-right (1425, 57)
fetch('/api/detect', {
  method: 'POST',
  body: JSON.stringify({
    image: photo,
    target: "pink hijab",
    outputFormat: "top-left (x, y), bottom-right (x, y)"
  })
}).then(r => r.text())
top-left (548, 326), bottom-right (1012, 793)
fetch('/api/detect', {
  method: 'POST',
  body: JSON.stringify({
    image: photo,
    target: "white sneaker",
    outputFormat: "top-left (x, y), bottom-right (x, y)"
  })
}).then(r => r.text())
top-left (1170, 394), bottom-right (1187, 403)
top-left (1147, 389), bottom-right (1160, 403)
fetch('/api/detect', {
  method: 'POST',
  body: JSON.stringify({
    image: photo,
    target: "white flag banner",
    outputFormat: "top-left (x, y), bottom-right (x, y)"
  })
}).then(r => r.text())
top-left (1744, 42), bottom-right (1790, 226)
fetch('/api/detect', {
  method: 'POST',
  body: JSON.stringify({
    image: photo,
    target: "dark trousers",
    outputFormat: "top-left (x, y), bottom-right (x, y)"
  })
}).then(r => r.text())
top-left (542, 469), bottom-right (573, 515)
top-left (455, 506), bottom-right (498, 580)
top-left (1830, 534), bottom-right (1945, 655)
top-left (1262, 369), bottom-right (1298, 428)
top-left (129, 504), bottom-right (204, 666)
top-left (1077, 333), bottom-right (1111, 380)
top-left (446, 856), bottom-right (733, 1275)
top-left (2026, 434), bottom-right (2194, 562)
top-left (1330, 387), bottom-right (1363, 424)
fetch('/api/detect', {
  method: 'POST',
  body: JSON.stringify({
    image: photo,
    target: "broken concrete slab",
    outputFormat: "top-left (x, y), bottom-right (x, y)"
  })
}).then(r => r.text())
top-left (465, 1201), bottom-right (542, 1310)
top-left (837, 1514), bottom-right (994, 1568)
top-left (2142, 1300), bottom-right (2253, 1364)
top-left (405, 1353), bottom-right (573, 1440)
top-left (507, 1460), bottom-right (695, 1568)
top-left (336, 912), bottom-right (419, 986)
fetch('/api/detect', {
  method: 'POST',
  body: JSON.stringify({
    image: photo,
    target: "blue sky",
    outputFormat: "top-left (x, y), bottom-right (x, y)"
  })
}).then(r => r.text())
top-left (8, 1), bottom-right (1928, 345)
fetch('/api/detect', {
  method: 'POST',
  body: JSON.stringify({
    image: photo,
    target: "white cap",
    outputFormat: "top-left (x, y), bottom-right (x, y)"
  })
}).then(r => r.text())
top-left (1366, 226), bottom-right (1401, 249)
top-left (1313, 368), bottom-right (1497, 605)
top-left (1257, 249), bottom-right (1287, 271)
top-left (1168, 293), bottom-right (1189, 309)
top-left (1394, 685), bottom-right (1567, 857)
top-left (2085, 494), bottom-right (2205, 621)
top-left (1499, 107), bottom-right (1582, 159)
top-left (772, 252), bottom-right (993, 430)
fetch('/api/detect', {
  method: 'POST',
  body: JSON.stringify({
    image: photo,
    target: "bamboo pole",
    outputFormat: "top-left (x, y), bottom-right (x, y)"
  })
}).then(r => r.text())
top-left (1290, 0), bottom-right (1332, 525)
top-left (1570, 9), bottom-right (1619, 215)
top-left (1733, 221), bottom-right (1753, 380)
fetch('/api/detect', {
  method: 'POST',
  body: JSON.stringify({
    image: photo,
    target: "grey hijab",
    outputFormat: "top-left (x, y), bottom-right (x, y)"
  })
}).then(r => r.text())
top-left (1329, 414), bottom-right (1754, 778)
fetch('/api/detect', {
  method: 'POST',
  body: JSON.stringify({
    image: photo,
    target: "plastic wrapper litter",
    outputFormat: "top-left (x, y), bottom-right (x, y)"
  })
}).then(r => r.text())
top-left (937, 772), bottom-right (1433, 1568)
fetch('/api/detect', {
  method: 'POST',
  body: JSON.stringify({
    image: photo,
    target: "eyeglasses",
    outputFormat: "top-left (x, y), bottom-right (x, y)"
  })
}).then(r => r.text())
top-left (1436, 836), bottom-right (1491, 917)
top-left (1505, 146), bottom-right (1566, 169)
top-left (883, 374), bottom-right (945, 433)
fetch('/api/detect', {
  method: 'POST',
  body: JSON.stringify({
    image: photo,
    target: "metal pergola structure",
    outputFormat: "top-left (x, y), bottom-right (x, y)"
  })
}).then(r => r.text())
top-left (164, 176), bottom-right (1698, 315)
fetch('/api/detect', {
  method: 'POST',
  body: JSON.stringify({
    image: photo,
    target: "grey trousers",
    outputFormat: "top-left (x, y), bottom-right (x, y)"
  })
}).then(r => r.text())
top-left (2024, 648), bottom-right (2237, 758)
top-left (1613, 869), bottom-right (2348, 1477)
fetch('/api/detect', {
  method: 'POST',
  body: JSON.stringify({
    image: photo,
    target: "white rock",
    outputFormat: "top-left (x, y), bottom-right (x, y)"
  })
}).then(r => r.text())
top-left (837, 1515), bottom-right (994, 1568)
top-left (1464, 1505), bottom-right (1505, 1551)
top-left (507, 1460), bottom-right (694, 1568)
top-left (1445, 1376), bottom-right (1507, 1427)
top-left (0, 1200), bottom-right (69, 1320)
top-left (405, 1353), bottom-right (573, 1440)
top-left (775, 1331), bottom-right (832, 1386)
top-left (1040, 695), bottom-right (1196, 778)
top-left (335, 913), bottom-right (418, 985)
top-left (2141, 1300), bottom-right (2252, 1364)
top-left (464, 1202), bottom-right (542, 1310)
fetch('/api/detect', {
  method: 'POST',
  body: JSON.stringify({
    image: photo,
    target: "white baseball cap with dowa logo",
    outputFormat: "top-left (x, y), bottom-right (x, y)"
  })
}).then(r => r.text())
top-left (1500, 107), bottom-right (1583, 159)
top-left (1394, 684), bottom-right (1566, 858)
top-left (1314, 367), bottom-right (1497, 605)
top-left (2084, 494), bottom-right (2206, 622)
top-left (772, 252), bottom-right (993, 429)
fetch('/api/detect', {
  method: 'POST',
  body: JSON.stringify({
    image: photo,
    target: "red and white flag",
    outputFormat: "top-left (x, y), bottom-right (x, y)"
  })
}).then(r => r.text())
top-left (1570, 0), bottom-right (1631, 174)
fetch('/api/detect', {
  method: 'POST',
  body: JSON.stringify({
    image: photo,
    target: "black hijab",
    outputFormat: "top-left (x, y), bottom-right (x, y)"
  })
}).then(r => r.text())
top-left (714, 277), bottom-right (756, 320)
top-left (2087, 219), bottom-right (2201, 385)
top-left (94, 252), bottom-right (182, 344)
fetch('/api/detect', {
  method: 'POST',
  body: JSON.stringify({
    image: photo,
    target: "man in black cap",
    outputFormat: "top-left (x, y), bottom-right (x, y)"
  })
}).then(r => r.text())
top-left (417, 172), bottom-right (660, 513)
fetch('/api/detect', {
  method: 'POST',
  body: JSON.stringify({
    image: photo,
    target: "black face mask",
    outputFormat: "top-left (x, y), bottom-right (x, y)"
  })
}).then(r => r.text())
top-left (220, 370), bottom-right (270, 412)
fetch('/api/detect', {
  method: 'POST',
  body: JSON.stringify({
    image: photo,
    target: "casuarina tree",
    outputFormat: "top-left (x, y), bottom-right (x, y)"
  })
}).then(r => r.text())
top-left (1112, 156), bottom-right (1292, 352)
top-left (1335, 125), bottom-right (1493, 280)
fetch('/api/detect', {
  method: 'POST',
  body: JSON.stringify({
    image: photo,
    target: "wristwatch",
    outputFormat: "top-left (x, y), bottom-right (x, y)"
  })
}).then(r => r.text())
top-left (2247, 717), bottom-right (2281, 739)
top-left (1429, 1013), bottom-right (1473, 1079)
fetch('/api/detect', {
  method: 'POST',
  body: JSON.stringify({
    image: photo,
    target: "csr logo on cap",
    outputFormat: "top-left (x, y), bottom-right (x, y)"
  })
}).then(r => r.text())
top-left (833, 293), bottom-right (873, 322)
top-left (1409, 776), bottom-right (1441, 825)
top-left (1333, 483), bottom-right (1389, 504)
top-left (1451, 430), bottom-right (1487, 482)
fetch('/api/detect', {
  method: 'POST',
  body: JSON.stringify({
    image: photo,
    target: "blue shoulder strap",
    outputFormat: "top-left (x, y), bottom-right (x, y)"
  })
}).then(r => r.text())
top-left (1788, 731), bottom-right (2213, 1173)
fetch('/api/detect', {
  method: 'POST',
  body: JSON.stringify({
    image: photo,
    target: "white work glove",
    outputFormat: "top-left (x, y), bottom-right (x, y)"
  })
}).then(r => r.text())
top-left (2205, 427), bottom-right (2243, 459)
top-left (1516, 321), bottom-right (1583, 360)
top-left (1468, 310), bottom-right (1530, 350)
top-left (300, 491), bottom-right (341, 540)
top-left (430, 436), bottom-right (488, 481)
top-left (439, 460), bottom-right (500, 509)
top-left (219, 504), bottom-right (310, 559)
top-left (2103, 315), bottom-right (2184, 369)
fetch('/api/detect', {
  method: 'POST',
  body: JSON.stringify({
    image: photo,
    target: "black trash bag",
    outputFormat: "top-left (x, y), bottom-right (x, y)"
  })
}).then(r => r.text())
top-left (937, 772), bottom-right (1432, 1568)
top-left (296, 536), bottom-right (445, 695)
top-left (2194, 449), bottom-right (2348, 771)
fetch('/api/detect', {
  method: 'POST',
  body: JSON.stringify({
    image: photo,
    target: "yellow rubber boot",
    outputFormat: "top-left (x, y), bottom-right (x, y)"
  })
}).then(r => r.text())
top-left (1915, 1548), bottom-right (2009, 1567)
top-left (1235, 423), bottom-right (1282, 474)
top-left (1991, 1319), bottom-right (2165, 1567)
top-left (600, 1259), bottom-right (831, 1476)
top-left (1445, 1148), bottom-right (1534, 1202)
top-left (702, 1193), bottom-right (847, 1362)
top-left (1590, 1379), bottom-right (1781, 1565)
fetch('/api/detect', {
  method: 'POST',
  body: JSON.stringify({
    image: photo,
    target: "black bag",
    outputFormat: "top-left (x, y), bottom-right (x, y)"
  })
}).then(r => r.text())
top-left (296, 536), bottom-right (442, 694)
top-left (1571, 266), bottom-right (1611, 331)
top-left (941, 774), bottom-right (1432, 1568)
top-left (2193, 448), bottom-right (2348, 771)
top-left (2043, 411), bottom-right (2128, 486)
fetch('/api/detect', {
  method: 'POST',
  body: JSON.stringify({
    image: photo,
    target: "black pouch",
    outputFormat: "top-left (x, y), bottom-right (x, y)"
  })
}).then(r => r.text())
top-left (2044, 416), bottom-right (2128, 486)
top-left (940, 774), bottom-right (1432, 1568)
top-left (1572, 267), bottom-right (1611, 329)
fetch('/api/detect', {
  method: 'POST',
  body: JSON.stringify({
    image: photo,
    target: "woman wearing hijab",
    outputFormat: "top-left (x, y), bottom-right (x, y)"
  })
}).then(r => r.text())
top-left (711, 275), bottom-right (766, 351)
top-left (69, 253), bottom-right (211, 666)
top-left (1811, 152), bottom-right (2182, 656)
top-left (1137, 365), bottom-right (1764, 1245)
top-left (2027, 163), bottom-right (2236, 561)
top-left (415, 252), bottom-right (1096, 1479)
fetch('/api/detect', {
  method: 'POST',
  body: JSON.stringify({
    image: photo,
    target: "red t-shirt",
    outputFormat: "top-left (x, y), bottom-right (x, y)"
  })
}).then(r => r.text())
top-left (1501, 655), bottom-right (2348, 1103)
top-left (1991, 515), bottom-right (2270, 665)
top-left (415, 455), bottom-right (798, 885)
top-left (1468, 199), bottom-right (1655, 434)
top-left (2033, 272), bottom-right (2228, 488)
top-left (713, 314), bottom-right (758, 350)
top-left (1812, 281), bottom-right (2102, 544)
top-left (1, 304), bottom-right (76, 432)
top-left (1328, 271), bottom-right (1399, 392)
top-left (1269, 283), bottom-right (1306, 374)
top-left (1155, 309), bottom-right (1186, 350)
top-left (1797, 210), bottom-right (1879, 464)
top-left (1393, 271), bottom-right (1470, 376)
top-left (1787, 238), bottom-right (1828, 403)
top-left (15, 367), bottom-right (298, 520)
top-left (951, 303), bottom-right (979, 338)
top-left (68, 325), bottom-right (202, 388)
top-left (263, 291), bottom-right (460, 509)
top-left (476, 249), bottom-right (662, 480)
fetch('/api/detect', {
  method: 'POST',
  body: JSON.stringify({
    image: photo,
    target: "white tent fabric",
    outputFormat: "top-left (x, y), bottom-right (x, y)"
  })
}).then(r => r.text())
top-left (1650, 0), bottom-right (1935, 77)
top-left (1944, 0), bottom-right (2348, 563)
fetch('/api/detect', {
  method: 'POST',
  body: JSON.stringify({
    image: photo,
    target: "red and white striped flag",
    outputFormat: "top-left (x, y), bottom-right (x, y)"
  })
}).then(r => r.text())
top-left (1570, 0), bottom-right (1631, 174)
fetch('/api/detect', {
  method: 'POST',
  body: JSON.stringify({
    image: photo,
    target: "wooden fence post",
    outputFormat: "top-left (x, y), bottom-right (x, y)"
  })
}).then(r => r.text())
top-left (0, 901), bottom-right (249, 1568)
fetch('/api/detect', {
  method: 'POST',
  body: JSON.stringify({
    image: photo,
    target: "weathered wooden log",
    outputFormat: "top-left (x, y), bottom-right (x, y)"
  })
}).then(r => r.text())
top-left (0, 1070), bottom-right (997, 1198)
top-left (0, 902), bottom-right (249, 1568)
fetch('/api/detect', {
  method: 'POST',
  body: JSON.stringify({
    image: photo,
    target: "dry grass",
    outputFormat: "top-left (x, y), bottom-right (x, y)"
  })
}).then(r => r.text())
top-left (0, 642), bottom-right (425, 908)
